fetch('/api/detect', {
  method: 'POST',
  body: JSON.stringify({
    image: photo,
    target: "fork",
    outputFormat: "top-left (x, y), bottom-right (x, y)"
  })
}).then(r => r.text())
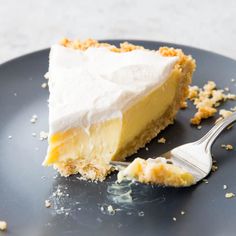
top-left (110, 112), bottom-right (236, 183)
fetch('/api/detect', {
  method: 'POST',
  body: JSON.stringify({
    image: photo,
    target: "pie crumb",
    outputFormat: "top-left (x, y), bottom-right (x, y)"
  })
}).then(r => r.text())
top-left (188, 85), bottom-right (199, 100)
top-left (158, 137), bottom-right (166, 144)
top-left (188, 81), bottom-right (236, 125)
top-left (41, 82), bottom-right (48, 89)
top-left (211, 164), bottom-right (218, 172)
top-left (221, 144), bottom-right (233, 150)
top-left (231, 106), bottom-right (236, 112)
top-left (39, 131), bottom-right (48, 141)
top-left (138, 211), bottom-right (145, 217)
top-left (225, 192), bottom-right (235, 199)
top-left (223, 185), bottom-right (228, 190)
top-left (173, 217), bottom-right (177, 221)
top-left (202, 179), bottom-right (208, 184)
top-left (225, 93), bottom-right (236, 100)
top-left (181, 211), bottom-right (185, 215)
top-left (30, 114), bottom-right (38, 124)
top-left (0, 220), bottom-right (7, 231)
top-left (219, 109), bottom-right (233, 119)
top-left (107, 205), bottom-right (115, 215)
top-left (45, 200), bottom-right (51, 208)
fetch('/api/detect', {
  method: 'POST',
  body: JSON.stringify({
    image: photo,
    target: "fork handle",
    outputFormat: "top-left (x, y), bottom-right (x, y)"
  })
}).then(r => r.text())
top-left (197, 112), bottom-right (236, 150)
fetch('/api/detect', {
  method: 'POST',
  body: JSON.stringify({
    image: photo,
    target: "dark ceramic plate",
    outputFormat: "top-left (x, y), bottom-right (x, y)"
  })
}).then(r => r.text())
top-left (0, 40), bottom-right (236, 236)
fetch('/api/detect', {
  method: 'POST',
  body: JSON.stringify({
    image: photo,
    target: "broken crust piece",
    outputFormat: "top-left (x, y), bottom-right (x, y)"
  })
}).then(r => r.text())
top-left (117, 158), bottom-right (195, 187)
top-left (43, 38), bottom-right (196, 181)
top-left (0, 220), bottom-right (7, 231)
top-left (189, 81), bottom-right (236, 125)
top-left (215, 109), bottom-right (234, 124)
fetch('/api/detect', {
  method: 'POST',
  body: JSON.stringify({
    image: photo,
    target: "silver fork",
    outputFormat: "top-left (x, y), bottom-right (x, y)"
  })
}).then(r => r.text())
top-left (111, 112), bottom-right (236, 183)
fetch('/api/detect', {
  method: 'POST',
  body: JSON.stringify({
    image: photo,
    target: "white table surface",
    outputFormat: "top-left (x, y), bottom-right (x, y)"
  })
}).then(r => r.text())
top-left (0, 0), bottom-right (236, 63)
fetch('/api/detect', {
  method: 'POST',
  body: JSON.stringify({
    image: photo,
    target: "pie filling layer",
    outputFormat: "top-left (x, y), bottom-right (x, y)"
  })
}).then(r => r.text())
top-left (43, 39), bottom-right (196, 181)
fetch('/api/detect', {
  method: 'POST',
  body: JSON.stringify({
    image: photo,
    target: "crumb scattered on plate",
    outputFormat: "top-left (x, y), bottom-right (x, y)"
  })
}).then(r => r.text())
top-left (216, 109), bottom-right (234, 123)
top-left (8, 135), bottom-right (12, 139)
top-left (223, 185), bottom-right (228, 190)
top-left (101, 205), bottom-right (116, 215)
top-left (173, 217), bottom-right (177, 221)
top-left (221, 144), bottom-right (234, 150)
top-left (158, 137), bottom-right (166, 144)
top-left (188, 81), bottom-right (236, 125)
top-left (197, 125), bottom-right (202, 130)
top-left (138, 211), bottom-right (144, 217)
top-left (39, 131), bottom-right (48, 141)
top-left (202, 179), bottom-right (208, 184)
top-left (107, 205), bottom-right (115, 215)
top-left (219, 109), bottom-right (233, 119)
top-left (231, 106), bottom-right (236, 112)
top-left (41, 82), bottom-right (48, 88)
top-left (225, 192), bottom-right (235, 199)
top-left (211, 164), bottom-right (218, 172)
top-left (45, 200), bottom-right (51, 208)
top-left (0, 220), bottom-right (7, 231)
top-left (30, 114), bottom-right (38, 124)
top-left (181, 211), bottom-right (185, 215)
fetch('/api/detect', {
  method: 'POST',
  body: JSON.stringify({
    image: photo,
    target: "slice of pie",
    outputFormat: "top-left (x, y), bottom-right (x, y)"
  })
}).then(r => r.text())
top-left (43, 38), bottom-right (196, 181)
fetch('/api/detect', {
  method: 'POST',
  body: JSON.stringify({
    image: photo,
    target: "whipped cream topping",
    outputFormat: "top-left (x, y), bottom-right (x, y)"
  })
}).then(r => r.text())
top-left (48, 44), bottom-right (178, 133)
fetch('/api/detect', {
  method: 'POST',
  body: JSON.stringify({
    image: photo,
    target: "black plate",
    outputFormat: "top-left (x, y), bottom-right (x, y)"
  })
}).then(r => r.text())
top-left (0, 40), bottom-right (236, 236)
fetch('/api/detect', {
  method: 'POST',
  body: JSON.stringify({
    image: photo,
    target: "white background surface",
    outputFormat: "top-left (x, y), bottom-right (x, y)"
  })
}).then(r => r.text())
top-left (0, 0), bottom-right (236, 63)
